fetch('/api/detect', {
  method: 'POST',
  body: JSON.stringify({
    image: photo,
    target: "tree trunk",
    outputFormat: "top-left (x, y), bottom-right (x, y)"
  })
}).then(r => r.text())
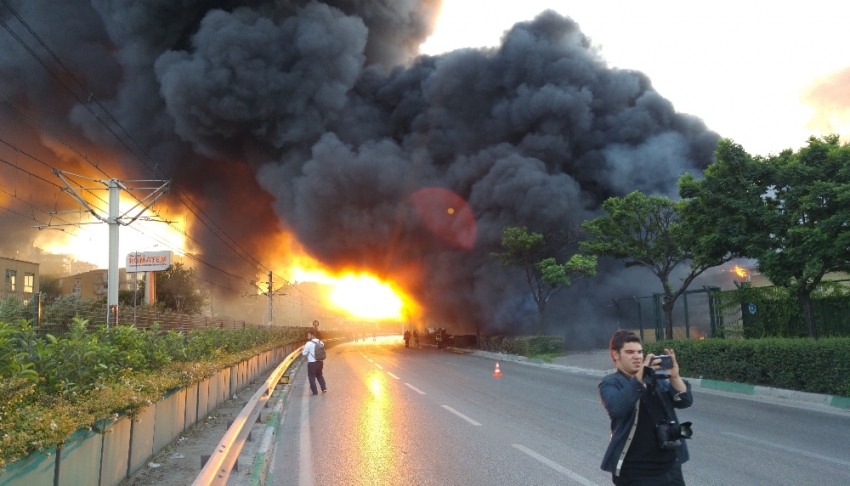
top-left (797, 290), bottom-right (818, 339)
top-left (662, 298), bottom-right (675, 340)
top-left (660, 278), bottom-right (675, 340)
top-left (537, 300), bottom-right (546, 335)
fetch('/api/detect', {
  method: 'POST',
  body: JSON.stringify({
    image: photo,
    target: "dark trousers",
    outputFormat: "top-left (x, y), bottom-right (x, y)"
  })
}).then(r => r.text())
top-left (613, 462), bottom-right (685, 486)
top-left (307, 361), bottom-right (326, 395)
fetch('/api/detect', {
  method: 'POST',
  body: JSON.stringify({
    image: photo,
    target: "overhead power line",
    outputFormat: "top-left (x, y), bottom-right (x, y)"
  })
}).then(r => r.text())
top-left (0, 3), bottom-right (298, 290)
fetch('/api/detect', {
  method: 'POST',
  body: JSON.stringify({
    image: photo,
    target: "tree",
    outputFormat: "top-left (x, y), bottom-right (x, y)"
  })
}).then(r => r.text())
top-left (118, 289), bottom-right (144, 307)
top-left (580, 191), bottom-right (733, 339)
top-left (155, 263), bottom-right (208, 315)
top-left (38, 274), bottom-right (62, 300)
top-left (491, 226), bottom-right (597, 334)
top-left (680, 136), bottom-right (850, 338)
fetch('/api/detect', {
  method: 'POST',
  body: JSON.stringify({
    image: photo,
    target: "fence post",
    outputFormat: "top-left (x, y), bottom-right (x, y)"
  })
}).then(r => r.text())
top-left (705, 285), bottom-right (718, 338)
top-left (32, 292), bottom-right (42, 328)
top-left (653, 293), bottom-right (663, 342)
top-left (633, 296), bottom-right (644, 342)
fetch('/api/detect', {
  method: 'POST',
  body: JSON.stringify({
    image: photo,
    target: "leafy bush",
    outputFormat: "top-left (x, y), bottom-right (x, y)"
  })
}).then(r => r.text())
top-left (452, 335), bottom-right (477, 348)
top-left (0, 318), bottom-right (304, 469)
top-left (479, 335), bottom-right (564, 357)
top-left (645, 338), bottom-right (850, 397)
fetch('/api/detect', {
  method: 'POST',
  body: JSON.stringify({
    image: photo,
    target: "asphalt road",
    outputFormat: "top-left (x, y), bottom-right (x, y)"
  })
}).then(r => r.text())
top-left (269, 337), bottom-right (850, 486)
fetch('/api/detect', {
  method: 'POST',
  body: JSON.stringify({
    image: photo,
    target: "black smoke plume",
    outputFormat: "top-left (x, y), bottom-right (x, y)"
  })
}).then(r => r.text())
top-left (0, 1), bottom-right (719, 346)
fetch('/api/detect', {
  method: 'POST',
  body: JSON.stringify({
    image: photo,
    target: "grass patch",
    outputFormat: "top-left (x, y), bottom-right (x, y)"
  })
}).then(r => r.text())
top-left (526, 352), bottom-right (564, 363)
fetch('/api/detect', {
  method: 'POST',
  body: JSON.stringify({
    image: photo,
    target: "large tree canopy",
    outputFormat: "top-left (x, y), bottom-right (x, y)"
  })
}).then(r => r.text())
top-left (580, 191), bottom-right (733, 339)
top-left (490, 226), bottom-right (596, 334)
top-left (680, 136), bottom-right (850, 337)
top-left (154, 263), bottom-right (208, 315)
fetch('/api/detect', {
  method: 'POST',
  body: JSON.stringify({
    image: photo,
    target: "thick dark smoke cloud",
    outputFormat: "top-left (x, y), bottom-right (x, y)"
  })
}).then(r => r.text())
top-left (0, 1), bottom-right (719, 346)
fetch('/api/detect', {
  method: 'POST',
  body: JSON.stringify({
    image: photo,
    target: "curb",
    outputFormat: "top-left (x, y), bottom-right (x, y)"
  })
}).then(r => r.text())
top-left (249, 360), bottom-right (302, 486)
top-left (467, 348), bottom-right (850, 412)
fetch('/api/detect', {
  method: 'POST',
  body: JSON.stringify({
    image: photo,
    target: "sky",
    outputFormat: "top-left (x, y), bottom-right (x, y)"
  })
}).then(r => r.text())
top-left (420, 0), bottom-right (850, 157)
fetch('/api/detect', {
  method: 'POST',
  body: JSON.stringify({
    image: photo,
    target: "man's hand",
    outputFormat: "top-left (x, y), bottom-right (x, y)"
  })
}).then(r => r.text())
top-left (636, 353), bottom-right (657, 386)
top-left (664, 348), bottom-right (687, 393)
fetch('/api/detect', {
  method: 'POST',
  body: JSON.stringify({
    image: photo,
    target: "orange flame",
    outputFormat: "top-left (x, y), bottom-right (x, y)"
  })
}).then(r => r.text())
top-left (731, 265), bottom-right (747, 279)
top-left (265, 233), bottom-right (419, 322)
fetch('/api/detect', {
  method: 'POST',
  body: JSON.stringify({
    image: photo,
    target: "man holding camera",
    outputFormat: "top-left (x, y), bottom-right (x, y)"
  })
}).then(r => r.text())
top-left (599, 330), bottom-right (693, 485)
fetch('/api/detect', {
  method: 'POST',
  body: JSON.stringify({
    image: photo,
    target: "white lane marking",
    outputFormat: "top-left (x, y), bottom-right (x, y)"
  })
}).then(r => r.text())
top-left (368, 359), bottom-right (374, 363)
top-left (512, 444), bottom-right (599, 486)
top-left (375, 363), bottom-right (383, 370)
top-left (387, 372), bottom-right (400, 379)
top-left (299, 384), bottom-right (314, 486)
top-left (441, 405), bottom-right (481, 426)
top-left (405, 383), bottom-right (426, 395)
top-left (722, 432), bottom-right (850, 467)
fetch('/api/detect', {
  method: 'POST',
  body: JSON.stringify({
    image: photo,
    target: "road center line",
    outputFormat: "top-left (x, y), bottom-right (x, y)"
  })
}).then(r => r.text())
top-left (512, 444), bottom-right (599, 486)
top-left (367, 359), bottom-right (373, 363)
top-left (441, 405), bottom-right (481, 426)
top-left (375, 363), bottom-right (383, 369)
top-left (721, 432), bottom-right (850, 467)
top-left (405, 383), bottom-right (426, 394)
top-left (387, 372), bottom-right (400, 379)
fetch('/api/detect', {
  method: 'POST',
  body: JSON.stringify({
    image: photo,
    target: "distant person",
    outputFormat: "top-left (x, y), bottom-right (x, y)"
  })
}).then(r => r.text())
top-left (412, 329), bottom-right (419, 347)
top-left (302, 331), bottom-right (327, 395)
top-left (373, 330), bottom-right (377, 342)
top-left (435, 328), bottom-right (443, 349)
top-left (404, 330), bottom-right (411, 348)
top-left (599, 330), bottom-right (693, 485)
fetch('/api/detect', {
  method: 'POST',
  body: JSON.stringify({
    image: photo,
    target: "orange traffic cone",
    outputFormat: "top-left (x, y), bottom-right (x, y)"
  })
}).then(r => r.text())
top-left (492, 362), bottom-right (503, 377)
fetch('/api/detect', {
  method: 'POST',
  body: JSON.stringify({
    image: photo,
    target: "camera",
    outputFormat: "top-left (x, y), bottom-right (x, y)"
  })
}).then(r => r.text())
top-left (654, 355), bottom-right (673, 369)
top-left (656, 420), bottom-right (693, 450)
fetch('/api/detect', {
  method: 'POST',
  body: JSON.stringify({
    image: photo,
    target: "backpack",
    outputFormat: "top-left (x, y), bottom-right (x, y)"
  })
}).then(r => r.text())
top-left (312, 340), bottom-right (326, 361)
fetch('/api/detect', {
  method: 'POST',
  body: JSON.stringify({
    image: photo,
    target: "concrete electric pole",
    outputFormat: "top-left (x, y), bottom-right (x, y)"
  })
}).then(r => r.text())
top-left (45, 170), bottom-right (170, 327)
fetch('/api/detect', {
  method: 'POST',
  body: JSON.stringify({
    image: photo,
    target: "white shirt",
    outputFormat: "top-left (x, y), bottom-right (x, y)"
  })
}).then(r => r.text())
top-left (302, 338), bottom-right (323, 362)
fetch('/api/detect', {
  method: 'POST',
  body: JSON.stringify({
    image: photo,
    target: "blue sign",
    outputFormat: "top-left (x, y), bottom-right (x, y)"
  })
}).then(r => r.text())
top-left (748, 303), bottom-right (757, 314)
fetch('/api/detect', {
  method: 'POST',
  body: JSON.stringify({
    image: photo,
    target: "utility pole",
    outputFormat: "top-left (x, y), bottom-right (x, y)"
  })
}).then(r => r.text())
top-left (267, 271), bottom-right (273, 326)
top-left (259, 271), bottom-right (287, 327)
top-left (42, 171), bottom-right (171, 327)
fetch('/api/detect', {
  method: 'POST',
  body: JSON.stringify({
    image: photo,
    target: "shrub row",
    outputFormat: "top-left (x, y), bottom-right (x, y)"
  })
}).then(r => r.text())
top-left (0, 318), bottom-right (305, 470)
top-left (478, 335), bottom-right (564, 356)
top-left (644, 338), bottom-right (850, 397)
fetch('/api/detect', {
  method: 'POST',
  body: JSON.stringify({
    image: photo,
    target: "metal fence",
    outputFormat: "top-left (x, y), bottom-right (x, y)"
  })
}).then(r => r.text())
top-left (614, 286), bottom-right (723, 342)
top-left (0, 290), bottom-right (262, 336)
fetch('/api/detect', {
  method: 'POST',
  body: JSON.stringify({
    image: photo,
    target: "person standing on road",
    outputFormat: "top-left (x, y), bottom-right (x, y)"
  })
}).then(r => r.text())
top-left (435, 328), bottom-right (443, 349)
top-left (404, 329), bottom-right (411, 348)
top-left (302, 331), bottom-right (327, 395)
top-left (412, 329), bottom-right (419, 347)
top-left (599, 330), bottom-right (693, 485)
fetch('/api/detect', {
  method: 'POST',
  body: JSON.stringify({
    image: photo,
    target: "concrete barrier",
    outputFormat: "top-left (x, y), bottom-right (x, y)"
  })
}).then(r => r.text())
top-left (99, 417), bottom-right (131, 486)
top-left (128, 405), bottom-right (156, 476)
top-left (1, 445), bottom-right (56, 486)
top-left (58, 429), bottom-right (101, 486)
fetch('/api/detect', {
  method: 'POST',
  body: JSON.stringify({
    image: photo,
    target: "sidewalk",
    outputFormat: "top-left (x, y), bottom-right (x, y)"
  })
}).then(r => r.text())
top-left (468, 348), bottom-right (850, 412)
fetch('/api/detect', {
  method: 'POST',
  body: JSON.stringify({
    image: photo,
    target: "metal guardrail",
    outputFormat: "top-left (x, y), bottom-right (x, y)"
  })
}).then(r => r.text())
top-left (192, 345), bottom-right (304, 486)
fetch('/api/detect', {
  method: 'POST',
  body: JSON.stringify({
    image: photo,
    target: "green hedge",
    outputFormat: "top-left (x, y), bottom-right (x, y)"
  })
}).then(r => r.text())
top-left (479, 335), bottom-right (564, 356)
top-left (0, 318), bottom-right (306, 470)
top-left (645, 338), bottom-right (850, 397)
top-left (452, 335), bottom-right (477, 348)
